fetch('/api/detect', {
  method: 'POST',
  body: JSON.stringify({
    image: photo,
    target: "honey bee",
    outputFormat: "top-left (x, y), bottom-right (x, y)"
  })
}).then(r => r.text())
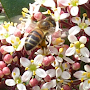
top-left (24, 16), bottom-right (56, 51)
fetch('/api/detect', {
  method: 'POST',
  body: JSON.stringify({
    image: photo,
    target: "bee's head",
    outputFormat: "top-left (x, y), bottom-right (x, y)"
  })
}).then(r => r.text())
top-left (45, 16), bottom-right (56, 27)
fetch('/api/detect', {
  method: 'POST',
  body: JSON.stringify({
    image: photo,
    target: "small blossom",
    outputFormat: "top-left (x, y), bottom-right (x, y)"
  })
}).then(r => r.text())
top-left (5, 67), bottom-right (27, 90)
top-left (69, 14), bottom-right (90, 36)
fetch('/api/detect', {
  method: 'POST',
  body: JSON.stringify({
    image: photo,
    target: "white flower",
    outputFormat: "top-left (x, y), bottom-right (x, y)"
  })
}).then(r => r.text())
top-left (3, 35), bottom-right (25, 52)
top-left (59, 0), bottom-right (88, 16)
top-left (69, 14), bottom-right (90, 36)
top-left (74, 65), bottom-right (90, 90)
top-left (5, 67), bottom-right (27, 90)
top-left (32, 79), bottom-right (56, 90)
top-left (20, 55), bottom-right (47, 79)
top-left (65, 35), bottom-right (90, 62)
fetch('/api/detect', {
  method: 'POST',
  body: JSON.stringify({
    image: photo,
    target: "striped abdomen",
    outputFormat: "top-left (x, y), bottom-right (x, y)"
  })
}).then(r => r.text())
top-left (25, 28), bottom-right (44, 51)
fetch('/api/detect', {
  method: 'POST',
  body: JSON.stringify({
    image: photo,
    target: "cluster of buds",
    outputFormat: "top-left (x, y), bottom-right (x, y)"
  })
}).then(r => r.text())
top-left (0, 0), bottom-right (90, 90)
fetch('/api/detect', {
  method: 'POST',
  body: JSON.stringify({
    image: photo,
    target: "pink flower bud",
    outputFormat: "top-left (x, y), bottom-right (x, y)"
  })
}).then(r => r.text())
top-left (0, 45), bottom-right (7, 54)
top-left (72, 62), bottom-right (80, 70)
top-left (48, 56), bottom-right (55, 63)
top-left (44, 75), bottom-right (51, 82)
top-left (62, 84), bottom-right (71, 90)
top-left (34, 12), bottom-right (42, 21)
top-left (29, 78), bottom-right (38, 87)
top-left (2, 67), bottom-right (10, 75)
top-left (0, 61), bottom-right (6, 70)
top-left (42, 57), bottom-right (50, 66)
top-left (0, 70), bottom-right (4, 78)
top-left (14, 30), bottom-right (21, 38)
top-left (3, 54), bottom-right (13, 64)
top-left (1, 39), bottom-right (7, 44)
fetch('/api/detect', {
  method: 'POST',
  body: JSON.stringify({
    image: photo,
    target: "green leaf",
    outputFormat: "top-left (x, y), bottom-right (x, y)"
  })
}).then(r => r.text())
top-left (0, 0), bottom-right (34, 21)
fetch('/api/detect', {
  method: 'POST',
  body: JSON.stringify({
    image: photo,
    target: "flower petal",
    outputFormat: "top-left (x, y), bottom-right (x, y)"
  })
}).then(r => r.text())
top-left (84, 27), bottom-right (90, 36)
top-left (70, 6), bottom-right (79, 16)
top-left (84, 65), bottom-right (90, 72)
top-left (83, 79), bottom-right (90, 90)
top-left (46, 69), bottom-right (56, 78)
top-left (61, 71), bottom-right (71, 79)
top-left (79, 0), bottom-right (88, 5)
top-left (36, 68), bottom-right (47, 78)
top-left (56, 68), bottom-right (62, 77)
top-left (63, 57), bottom-right (75, 63)
top-left (71, 17), bottom-right (81, 24)
top-left (69, 26), bottom-right (80, 35)
top-left (32, 86), bottom-right (40, 90)
top-left (80, 57), bottom-right (90, 63)
top-left (21, 71), bottom-right (32, 82)
top-left (5, 79), bottom-right (15, 86)
top-left (80, 47), bottom-right (89, 57)
top-left (68, 35), bottom-right (77, 43)
top-left (12, 67), bottom-right (20, 79)
top-left (20, 57), bottom-right (31, 67)
top-left (73, 71), bottom-right (85, 79)
top-left (79, 36), bottom-right (87, 44)
top-left (4, 46), bottom-right (15, 52)
top-left (17, 84), bottom-right (26, 90)
top-left (65, 47), bottom-right (76, 56)
top-left (34, 54), bottom-right (43, 65)
top-left (60, 13), bottom-right (70, 20)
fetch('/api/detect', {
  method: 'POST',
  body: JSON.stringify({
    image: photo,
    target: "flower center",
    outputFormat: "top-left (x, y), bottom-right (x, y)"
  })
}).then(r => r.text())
top-left (71, 0), bottom-right (79, 6)
top-left (79, 23), bottom-right (87, 29)
top-left (15, 77), bottom-right (21, 84)
top-left (29, 64), bottom-right (37, 72)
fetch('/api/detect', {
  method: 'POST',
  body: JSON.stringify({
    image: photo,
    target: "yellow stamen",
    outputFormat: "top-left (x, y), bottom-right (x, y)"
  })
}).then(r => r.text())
top-left (81, 77), bottom-right (84, 82)
top-left (14, 23), bottom-right (17, 27)
top-left (80, 44), bottom-right (85, 48)
top-left (19, 17), bottom-right (23, 21)
top-left (76, 17), bottom-right (79, 21)
top-left (60, 80), bottom-right (64, 83)
top-left (22, 8), bottom-right (28, 13)
top-left (55, 67), bottom-right (58, 69)
top-left (16, 37), bottom-right (20, 42)
top-left (13, 45), bottom-right (16, 49)
top-left (31, 60), bottom-right (34, 63)
top-left (33, 71), bottom-right (36, 75)
top-left (71, 80), bottom-right (73, 83)
top-left (11, 40), bottom-right (14, 44)
top-left (42, 88), bottom-right (48, 90)
top-left (68, 82), bottom-right (71, 86)
top-left (22, 11), bottom-right (26, 17)
top-left (25, 67), bottom-right (29, 70)
top-left (87, 73), bottom-right (90, 78)
top-left (10, 22), bottom-right (13, 26)
top-left (88, 80), bottom-right (90, 83)
top-left (38, 64), bottom-right (42, 67)
top-left (59, 48), bottom-right (64, 53)
top-left (4, 21), bottom-right (7, 24)
top-left (61, 88), bottom-right (64, 90)
top-left (56, 38), bottom-right (62, 45)
top-left (13, 72), bottom-right (16, 76)
top-left (82, 72), bottom-right (87, 76)
top-left (47, 10), bottom-right (51, 14)
top-left (65, 63), bottom-right (67, 68)
top-left (70, 44), bottom-right (74, 47)
top-left (54, 8), bottom-right (57, 11)
top-left (68, 3), bottom-right (71, 5)
top-left (83, 13), bottom-right (87, 17)
top-left (88, 18), bottom-right (90, 22)
top-left (76, 49), bottom-right (80, 54)
top-left (74, 41), bottom-right (79, 45)
top-left (18, 41), bottom-right (21, 44)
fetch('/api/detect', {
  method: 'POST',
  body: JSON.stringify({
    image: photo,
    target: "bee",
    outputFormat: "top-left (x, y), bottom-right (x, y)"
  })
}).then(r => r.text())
top-left (24, 16), bottom-right (56, 51)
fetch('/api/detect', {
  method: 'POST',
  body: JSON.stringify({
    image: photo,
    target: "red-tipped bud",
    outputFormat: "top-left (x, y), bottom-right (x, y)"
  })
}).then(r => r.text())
top-left (29, 78), bottom-right (38, 87)
top-left (0, 70), bottom-right (4, 78)
top-left (62, 84), bottom-right (71, 90)
top-left (2, 67), bottom-right (10, 75)
top-left (44, 75), bottom-right (51, 82)
top-left (34, 12), bottom-right (42, 21)
top-left (72, 62), bottom-right (80, 70)
top-left (3, 54), bottom-right (13, 64)
top-left (0, 61), bottom-right (6, 70)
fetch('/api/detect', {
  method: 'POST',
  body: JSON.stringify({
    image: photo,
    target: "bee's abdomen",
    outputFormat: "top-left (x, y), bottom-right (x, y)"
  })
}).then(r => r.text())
top-left (25, 29), bottom-right (44, 51)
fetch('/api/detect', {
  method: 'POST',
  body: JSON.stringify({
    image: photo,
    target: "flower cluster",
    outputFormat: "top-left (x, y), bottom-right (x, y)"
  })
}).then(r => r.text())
top-left (0, 0), bottom-right (90, 90)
